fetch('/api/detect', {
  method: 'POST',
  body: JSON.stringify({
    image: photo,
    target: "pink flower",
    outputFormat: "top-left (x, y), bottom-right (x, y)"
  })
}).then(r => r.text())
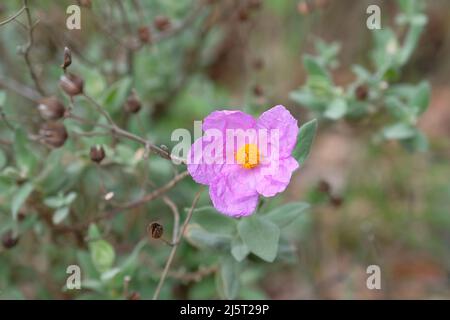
top-left (187, 105), bottom-right (299, 217)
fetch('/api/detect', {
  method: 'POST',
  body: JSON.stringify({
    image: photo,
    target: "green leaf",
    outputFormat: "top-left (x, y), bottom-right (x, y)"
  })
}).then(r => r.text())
top-left (89, 239), bottom-right (115, 273)
top-left (11, 182), bottom-right (33, 220)
top-left (216, 257), bottom-right (240, 300)
top-left (230, 235), bottom-right (250, 262)
top-left (0, 148), bottom-right (7, 170)
top-left (324, 98), bottom-right (347, 120)
top-left (14, 129), bottom-right (38, 176)
top-left (383, 123), bottom-right (416, 140)
top-left (411, 81), bottom-right (430, 115)
top-left (303, 56), bottom-right (330, 81)
top-left (100, 77), bottom-right (132, 113)
top-left (189, 206), bottom-right (237, 235)
top-left (52, 206), bottom-right (70, 225)
top-left (293, 119), bottom-right (317, 165)
top-left (265, 202), bottom-right (310, 228)
top-left (237, 216), bottom-right (280, 262)
top-left (184, 223), bottom-right (232, 251)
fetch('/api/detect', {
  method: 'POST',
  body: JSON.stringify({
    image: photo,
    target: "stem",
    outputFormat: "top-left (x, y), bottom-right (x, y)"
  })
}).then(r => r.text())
top-left (0, 6), bottom-right (26, 27)
top-left (152, 190), bottom-right (202, 300)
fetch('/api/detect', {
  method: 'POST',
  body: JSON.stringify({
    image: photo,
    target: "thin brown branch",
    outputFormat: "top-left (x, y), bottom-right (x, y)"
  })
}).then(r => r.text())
top-left (0, 6), bottom-right (26, 27)
top-left (0, 76), bottom-right (41, 102)
top-left (22, 0), bottom-right (45, 96)
top-left (162, 196), bottom-right (180, 244)
top-left (153, 190), bottom-right (202, 300)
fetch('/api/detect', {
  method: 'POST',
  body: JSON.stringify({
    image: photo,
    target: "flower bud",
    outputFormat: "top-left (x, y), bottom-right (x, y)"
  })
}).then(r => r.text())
top-left (147, 222), bottom-right (163, 239)
top-left (2, 230), bottom-right (19, 249)
top-left (138, 26), bottom-right (152, 44)
top-left (124, 89), bottom-right (142, 113)
top-left (39, 122), bottom-right (68, 148)
top-left (355, 84), bottom-right (369, 101)
top-left (90, 145), bottom-right (105, 163)
top-left (252, 84), bottom-right (264, 97)
top-left (38, 96), bottom-right (66, 120)
top-left (59, 73), bottom-right (84, 96)
top-left (154, 15), bottom-right (171, 31)
top-left (61, 47), bottom-right (72, 71)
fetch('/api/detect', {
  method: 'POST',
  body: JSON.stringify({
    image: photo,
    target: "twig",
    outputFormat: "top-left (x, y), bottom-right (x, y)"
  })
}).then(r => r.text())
top-left (22, 0), bottom-right (45, 96)
top-left (0, 6), bottom-right (26, 27)
top-left (162, 196), bottom-right (180, 244)
top-left (153, 190), bottom-right (202, 300)
top-left (0, 76), bottom-right (41, 102)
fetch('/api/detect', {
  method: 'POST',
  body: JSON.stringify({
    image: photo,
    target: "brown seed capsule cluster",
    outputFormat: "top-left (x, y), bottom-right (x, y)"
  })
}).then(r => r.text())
top-left (59, 73), bottom-right (84, 96)
top-left (138, 26), bottom-right (152, 44)
top-left (154, 16), bottom-right (171, 32)
top-left (148, 222), bottom-right (164, 239)
top-left (61, 47), bottom-right (72, 71)
top-left (124, 89), bottom-right (142, 113)
top-left (355, 84), bottom-right (369, 101)
top-left (38, 97), bottom-right (66, 120)
top-left (90, 145), bottom-right (105, 163)
top-left (2, 230), bottom-right (19, 249)
top-left (39, 122), bottom-right (68, 148)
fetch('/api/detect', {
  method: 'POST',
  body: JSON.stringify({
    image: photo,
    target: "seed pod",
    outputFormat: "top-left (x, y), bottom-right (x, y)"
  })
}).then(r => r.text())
top-left (61, 47), bottom-right (72, 71)
top-left (330, 195), bottom-right (343, 208)
top-left (252, 84), bottom-right (264, 97)
top-left (39, 122), bottom-right (68, 148)
top-left (154, 15), bottom-right (171, 31)
top-left (2, 230), bottom-right (19, 249)
top-left (355, 84), bottom-right (369, 101)
top-left (38, 97), bottom-right (66, 120)
top-left (59, 73), bottom-right (84, 96)
top-left (138, 26), bottom-right (152, 44)
top-left (297, 1), bottom-right (310, 15)
top-left (127, 292), bottom-right (141, 300)
top-left (124, 89), bottom-right (142, 113)
top-left (317, 180), bottom-right (331, 194)
top-left (90, 145), bottom-right (105, 163)
top-left (147, 222), bottom-right (164, 239)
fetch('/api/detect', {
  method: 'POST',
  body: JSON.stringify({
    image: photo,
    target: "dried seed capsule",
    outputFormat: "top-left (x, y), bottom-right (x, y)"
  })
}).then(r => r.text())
top-left (2, 230), bottom-right (19, 249)
top-left (138, 26), bottom-right (152, 44)
top-left (39, 122), bottom-right (68, 148)
top-left (355, 84), bottom-right (369, 101)
top-left (252, 84), bottom-right (264, 97)
top-left (124, 89), bottom-right (142, 113)
top-left (148, 222), bottom-right (164, 239)
top-left (317, 180), bottom-right (331, 194)
top-left (38, 96), bottom-right (66, 120)
top-left (59, 73), bottom-right (84, 96)
top-left (61, 47), bottom-right (72, 71)
top-left (154, 15), bottom-right (171, 31)
top-left (90, 145), bottom-right (105, 163)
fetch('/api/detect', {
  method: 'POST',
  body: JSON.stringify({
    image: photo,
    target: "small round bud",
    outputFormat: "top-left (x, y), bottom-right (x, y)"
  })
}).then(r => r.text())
top-left (138, 26), bottom-right (152, 44)
top-left (252, 84), bottom-right (264, 97)
top-left (154, 15), bottom-right (171, 32)
top-left (2, 230), bottom-right (19, 249)
top-left (39, 122), bottom-right (68, 148)
top-left (127, 292), bottom-right (141, 300)
top-left (317, 180), bottom-right (331, 194)
top-left (147, 222), bottom-right (164, 239)
top-left (124, 89), bottom-right (142, 113)
top-left (59, 73), bottom-right (84, 96)
top-left (355, 84), bottom-right (369, 101)
top-left (61, 47), bottom-right (72, 71)
top-left (330, 196), bottom-right (343, 207)
top-left (90, 145), bottom-right (105, 163)
top-left (38, 97), bottom-right (66, 120)
top-left (297, 1), bottom-right (310, 15)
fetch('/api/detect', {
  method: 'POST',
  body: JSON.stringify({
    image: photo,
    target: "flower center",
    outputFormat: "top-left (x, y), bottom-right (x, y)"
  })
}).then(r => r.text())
top-left (235, 143), bottom-right (260, 169)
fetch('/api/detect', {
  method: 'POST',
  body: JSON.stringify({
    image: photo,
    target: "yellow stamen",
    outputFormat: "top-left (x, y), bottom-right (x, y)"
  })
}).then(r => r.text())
top-left (235, 143), bottom-right (260, 169)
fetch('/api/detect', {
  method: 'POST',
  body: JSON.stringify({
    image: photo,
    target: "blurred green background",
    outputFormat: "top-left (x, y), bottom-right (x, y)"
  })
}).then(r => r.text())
top-left (0, 0), bottom-right (449, 299)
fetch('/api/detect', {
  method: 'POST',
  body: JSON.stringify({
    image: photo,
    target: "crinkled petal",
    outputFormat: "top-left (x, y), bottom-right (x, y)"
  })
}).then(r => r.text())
top-left (187, 136), bottom-right (239, 185)
top-left (256, 105), bottom-right (299, 158)
top-left (209, 170), bottom-right (259, 217)
top-left (255, 156), bottom-right (299, 197)
top-left (203, 110), bottom-right (256, 132)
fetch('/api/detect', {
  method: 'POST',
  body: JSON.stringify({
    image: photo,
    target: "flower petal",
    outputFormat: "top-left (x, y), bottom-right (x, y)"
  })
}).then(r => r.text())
top-left (256, 105), bottom-right (299, 158)
top-left (187, 136), bottom-right (238, 185)
top-left (203, 110), bottom-right (256, 132)
top-left (256, 156), bottom-right (299, 197)
top-left (209, 170), bottom-right (259, 217)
